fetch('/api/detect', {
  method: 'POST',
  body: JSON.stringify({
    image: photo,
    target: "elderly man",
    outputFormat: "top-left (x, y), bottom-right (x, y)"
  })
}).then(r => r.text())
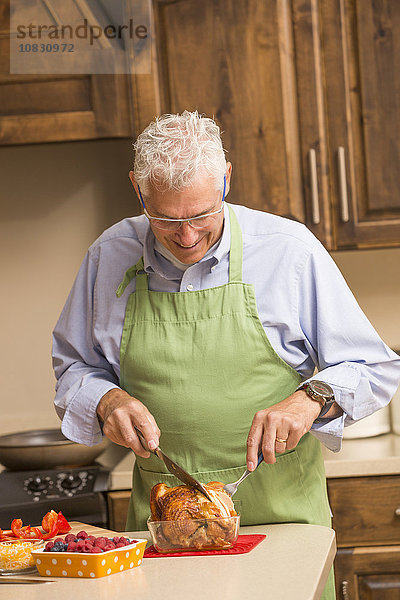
top-left (53, 111), bottom-right (400, 599)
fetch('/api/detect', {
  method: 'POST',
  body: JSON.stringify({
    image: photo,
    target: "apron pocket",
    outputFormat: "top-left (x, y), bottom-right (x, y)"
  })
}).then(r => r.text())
top-left (234, 449), bottom-right (316, 526)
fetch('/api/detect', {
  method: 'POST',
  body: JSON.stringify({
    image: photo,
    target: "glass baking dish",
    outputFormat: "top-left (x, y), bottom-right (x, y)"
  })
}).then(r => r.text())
top-left (0, 539), bottom-right (44, 575)
top-left (147, 515), bottom-right (240, 553)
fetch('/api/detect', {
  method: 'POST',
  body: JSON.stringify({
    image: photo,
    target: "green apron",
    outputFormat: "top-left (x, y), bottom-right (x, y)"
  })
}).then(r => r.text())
top-left (117, 205), bottom-right (335, 599)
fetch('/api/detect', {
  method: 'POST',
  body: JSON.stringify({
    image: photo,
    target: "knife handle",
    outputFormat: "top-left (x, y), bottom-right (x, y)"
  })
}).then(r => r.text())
top-left (134, 426), bottom-right (155, 453)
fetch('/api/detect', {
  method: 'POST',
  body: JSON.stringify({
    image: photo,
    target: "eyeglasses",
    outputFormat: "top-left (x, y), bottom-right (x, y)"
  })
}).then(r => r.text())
top-left (137, 176), bottom-right (226, 231)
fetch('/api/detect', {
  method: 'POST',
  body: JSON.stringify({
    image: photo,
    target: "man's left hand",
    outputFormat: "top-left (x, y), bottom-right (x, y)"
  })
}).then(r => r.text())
top-left (246, 390), bottom-right (340, 468)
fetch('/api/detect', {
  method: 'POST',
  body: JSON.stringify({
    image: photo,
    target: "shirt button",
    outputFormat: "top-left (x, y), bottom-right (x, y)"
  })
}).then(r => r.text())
top-left (211, 265), bottom-right (216, 271)
top-left (186, 284), bottom-right (194, 291)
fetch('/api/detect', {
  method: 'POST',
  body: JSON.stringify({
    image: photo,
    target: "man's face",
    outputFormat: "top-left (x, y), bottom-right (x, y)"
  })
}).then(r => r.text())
top-left (130, 165), bottom-right (231, 264)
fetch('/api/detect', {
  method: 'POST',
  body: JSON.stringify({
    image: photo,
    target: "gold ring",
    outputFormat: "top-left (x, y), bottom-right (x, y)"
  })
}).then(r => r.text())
top-left (275, 437), bottom-right (288, 444)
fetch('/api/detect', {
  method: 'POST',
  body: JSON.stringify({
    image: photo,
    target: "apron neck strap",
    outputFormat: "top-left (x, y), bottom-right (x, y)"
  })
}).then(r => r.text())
top-left (116, 256), bottom-right (147, 297)
top-left (227, 204), bottom-right (243, 283)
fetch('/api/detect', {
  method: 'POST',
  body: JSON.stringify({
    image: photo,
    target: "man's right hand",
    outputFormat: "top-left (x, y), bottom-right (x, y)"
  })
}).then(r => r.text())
top-left (96, 388), bottom-right (160, 458)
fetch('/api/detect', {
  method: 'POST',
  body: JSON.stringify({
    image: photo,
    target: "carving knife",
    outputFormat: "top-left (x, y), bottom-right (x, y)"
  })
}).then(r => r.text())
top-left (134, 427), bottom-right (213, 501)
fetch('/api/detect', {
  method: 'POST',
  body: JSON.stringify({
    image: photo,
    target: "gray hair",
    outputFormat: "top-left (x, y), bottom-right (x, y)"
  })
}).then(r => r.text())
top-left (133, 110), bottom-right (227, 196)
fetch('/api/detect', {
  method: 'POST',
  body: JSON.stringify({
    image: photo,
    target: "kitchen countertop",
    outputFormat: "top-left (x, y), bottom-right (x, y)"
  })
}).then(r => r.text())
top-left (322, 432), bottom-right (400, 478)
top-left (0, 522), bottom-right (336, 600)
top-left (101, 433), bottom-right (400, 490)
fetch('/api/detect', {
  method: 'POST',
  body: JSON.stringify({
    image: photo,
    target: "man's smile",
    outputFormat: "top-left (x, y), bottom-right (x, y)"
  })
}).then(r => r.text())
top-left (174, 239), bottom-right (202, 249)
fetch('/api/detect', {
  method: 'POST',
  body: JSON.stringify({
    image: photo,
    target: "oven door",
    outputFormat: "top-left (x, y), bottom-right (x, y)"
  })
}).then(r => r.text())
top-left (0, 492), bottom-right (108, 530)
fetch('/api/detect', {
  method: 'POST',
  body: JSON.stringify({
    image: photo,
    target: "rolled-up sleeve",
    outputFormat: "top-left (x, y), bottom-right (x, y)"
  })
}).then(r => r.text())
top-left (297, 242), bottom-right (400, 451)
top-left (52, 252), bottom-right (120, 446)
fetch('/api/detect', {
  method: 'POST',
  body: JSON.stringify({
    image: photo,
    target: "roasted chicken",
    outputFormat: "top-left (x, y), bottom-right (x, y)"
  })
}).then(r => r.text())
top-left (149, 481), bottom-right (238, 549)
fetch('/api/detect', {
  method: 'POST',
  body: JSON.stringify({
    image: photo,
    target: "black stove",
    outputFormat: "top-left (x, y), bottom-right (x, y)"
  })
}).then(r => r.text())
top-left (0, 463), bottom-right (110, 529)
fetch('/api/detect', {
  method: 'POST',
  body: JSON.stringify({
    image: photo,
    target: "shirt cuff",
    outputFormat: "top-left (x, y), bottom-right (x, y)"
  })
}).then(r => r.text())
top-left (310, 412), bottom-right (345, 452)
top-left (298, 363), bottom-right (362, 420)
top-left (61, 380), bottom-right (121, 446)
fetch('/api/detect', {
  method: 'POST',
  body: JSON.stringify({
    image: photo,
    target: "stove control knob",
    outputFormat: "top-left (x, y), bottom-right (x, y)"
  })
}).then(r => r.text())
top-left (60, 474), bottom-right (82, 490)
top-left (27, 476), bottom-right (48, 492)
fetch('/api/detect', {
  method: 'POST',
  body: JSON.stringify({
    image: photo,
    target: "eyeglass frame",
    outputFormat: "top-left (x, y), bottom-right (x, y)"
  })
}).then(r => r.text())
top-left (137, 175), bottom-right (226, 230)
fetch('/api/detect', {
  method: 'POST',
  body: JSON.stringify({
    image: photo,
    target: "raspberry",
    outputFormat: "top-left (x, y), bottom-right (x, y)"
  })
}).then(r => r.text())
top-left (54, 537), bottom-right (64, 544)
top-left (104, 543), bottom-right (115, 551)
top-left (65, 534), bottom-right (76, 543)
top-left (118, 537), bottom-right (129, 545)
top-left (112, 536), bottom-right (120, 544)
top-left (67, 542), bottom-right (77, 552)
top-left (83, 543), bottom-right (93, 551)
top-left (76, 530), bottom-right (88, 539)
top-left (115, 542), bottom-right (125, 548)
top-left (94, 537), bottom-right (107, 548)
top-left (44, 541), bottom-right (54, 551)
top-left (88, 535), bottom-right (96, 543)
top-left (90, 546), bottom-right (103, 553)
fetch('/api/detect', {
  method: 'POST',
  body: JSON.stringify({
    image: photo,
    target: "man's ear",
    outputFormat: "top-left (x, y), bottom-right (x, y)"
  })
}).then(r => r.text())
top-left (224, 162), bottom-right (233, 197)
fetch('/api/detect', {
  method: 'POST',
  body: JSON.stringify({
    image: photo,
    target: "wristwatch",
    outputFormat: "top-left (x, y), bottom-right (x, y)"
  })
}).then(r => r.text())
top-left (299, 380), bottom-right (335, 419)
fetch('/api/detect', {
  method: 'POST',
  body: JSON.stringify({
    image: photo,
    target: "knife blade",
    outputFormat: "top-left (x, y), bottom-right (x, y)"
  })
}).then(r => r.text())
top-left (134, 427), bottom-right (213, 501)
top-left (0, 577), bottom-right (54, 584)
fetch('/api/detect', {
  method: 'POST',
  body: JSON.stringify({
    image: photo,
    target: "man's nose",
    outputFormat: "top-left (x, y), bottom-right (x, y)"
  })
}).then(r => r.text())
top-left (176, 220), bottom-right (198, 241)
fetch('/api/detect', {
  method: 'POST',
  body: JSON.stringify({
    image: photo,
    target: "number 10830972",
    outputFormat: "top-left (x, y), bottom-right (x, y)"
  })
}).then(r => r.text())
top-left (18, 43), bottom-right (74, 52)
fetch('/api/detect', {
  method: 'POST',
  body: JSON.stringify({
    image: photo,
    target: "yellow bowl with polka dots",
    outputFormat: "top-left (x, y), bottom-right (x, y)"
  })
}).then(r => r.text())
top-left (31, 538), bottom-right (147, 578)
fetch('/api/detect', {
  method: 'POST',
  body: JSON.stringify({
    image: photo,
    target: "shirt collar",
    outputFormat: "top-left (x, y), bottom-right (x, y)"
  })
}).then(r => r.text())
top-left (142, 203), bottom-right (231, 278)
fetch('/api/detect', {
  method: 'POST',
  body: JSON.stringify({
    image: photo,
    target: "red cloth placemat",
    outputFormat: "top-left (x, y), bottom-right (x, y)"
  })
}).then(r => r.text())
top-left (143, 534), bottom-right (266, 557)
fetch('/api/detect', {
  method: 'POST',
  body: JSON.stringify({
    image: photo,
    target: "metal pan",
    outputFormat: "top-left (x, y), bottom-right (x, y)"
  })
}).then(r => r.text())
top-left (0, 429), bottom-right (109, 471)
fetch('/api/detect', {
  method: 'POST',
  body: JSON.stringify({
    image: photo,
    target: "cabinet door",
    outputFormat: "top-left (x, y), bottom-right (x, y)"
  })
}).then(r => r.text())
top-left (320, 0), bottom-right (400, 249)
top-left (335, 547), bottom-right (400, 600)
top-left (141, 0), bottom-right (313, 227)
top-left (0, 1), bottom-right (132, 145)
top-left (327, 476), bottom-right (400, 547)
top-left (107, 491), bottom-right (131, 532)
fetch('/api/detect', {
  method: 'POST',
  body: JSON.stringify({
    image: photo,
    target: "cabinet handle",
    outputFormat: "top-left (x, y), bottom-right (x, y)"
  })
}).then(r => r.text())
top-left (337, 146), bottom-right (349, 222)
top-left (395, 507), bottom-right (400, 517)
top-left (308, 148), bottom-right (320, 225)
top-left (341, 580), bottom-right (350, 600)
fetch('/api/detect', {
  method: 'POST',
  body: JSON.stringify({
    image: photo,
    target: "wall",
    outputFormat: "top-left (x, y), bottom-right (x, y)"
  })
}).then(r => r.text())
top-left (0, 139), bottom-right (139, 435)
top-left (331, 248), bottom-right (400, 351)
top-left (1, 140), bottom-right (399, 437)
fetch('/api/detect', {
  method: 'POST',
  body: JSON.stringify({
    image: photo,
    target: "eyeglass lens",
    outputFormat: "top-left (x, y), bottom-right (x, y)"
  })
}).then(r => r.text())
top-left (151, 213), bottom-right (220, 231)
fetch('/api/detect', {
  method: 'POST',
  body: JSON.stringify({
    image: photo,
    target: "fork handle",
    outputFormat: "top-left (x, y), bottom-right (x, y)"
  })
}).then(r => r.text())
top-left (256, 450), bottom-right (264, 467)
top-left (238, 450), bottom-right (264, 485)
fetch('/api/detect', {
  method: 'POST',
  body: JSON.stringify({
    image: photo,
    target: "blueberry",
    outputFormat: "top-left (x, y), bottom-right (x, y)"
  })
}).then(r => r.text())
top-left (53, 541), bottom-right (65, 551)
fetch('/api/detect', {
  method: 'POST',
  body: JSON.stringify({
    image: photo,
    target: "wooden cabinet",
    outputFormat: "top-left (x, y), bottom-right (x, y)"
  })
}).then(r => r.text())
top-left (2, 0), bottom-right (399, 248)
top-left (146, 0), bottom-right (310, 227)
top-left (134, 0), bottom-right (400, 250)
top-left (311, 0), bottom-right (400, 249)
top-left (0, 1), bottom-right (132, 144)
top-left (107, 490), bottom-right (131, 532)
top-left (335, 548), bottom-right (400, 600)
top-left (327, 475), bottom-right (400, 599)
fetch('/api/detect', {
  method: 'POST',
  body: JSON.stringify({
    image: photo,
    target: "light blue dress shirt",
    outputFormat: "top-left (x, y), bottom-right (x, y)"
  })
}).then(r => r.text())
top-left (52, 203), bottom-right (400, 451)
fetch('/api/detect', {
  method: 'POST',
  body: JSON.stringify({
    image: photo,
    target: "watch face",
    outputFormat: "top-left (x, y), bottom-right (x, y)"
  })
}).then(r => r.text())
top-left (310, 381), bottom-right (333, 399)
